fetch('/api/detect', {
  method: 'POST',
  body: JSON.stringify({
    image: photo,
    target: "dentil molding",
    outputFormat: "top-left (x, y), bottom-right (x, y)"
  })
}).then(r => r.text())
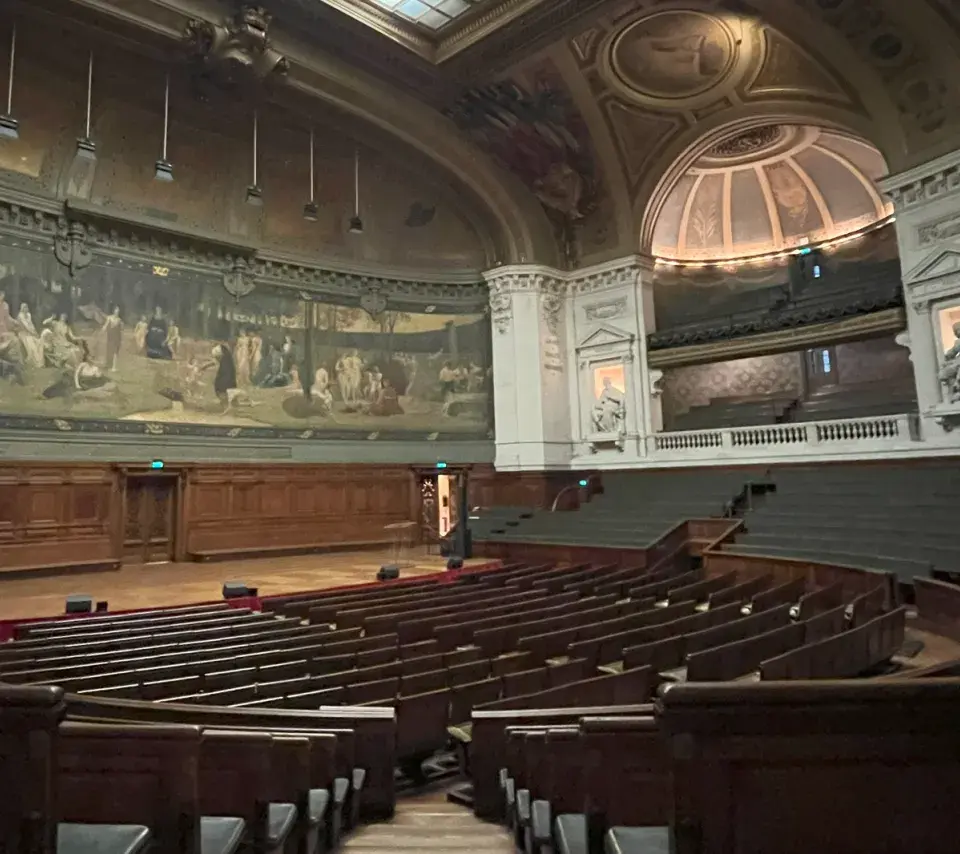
top-left (880, 149), bottom-right (960, 212)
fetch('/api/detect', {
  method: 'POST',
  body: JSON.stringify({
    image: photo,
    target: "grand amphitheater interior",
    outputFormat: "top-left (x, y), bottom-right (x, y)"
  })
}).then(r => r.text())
top-left (4, 1), bottom-right (960, 853)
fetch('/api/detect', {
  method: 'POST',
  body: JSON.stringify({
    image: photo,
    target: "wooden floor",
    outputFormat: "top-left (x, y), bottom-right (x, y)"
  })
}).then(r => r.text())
top-left (0, 548), bottom-right (489, 621)
top-left (343, 792), bottom-right (513, 853)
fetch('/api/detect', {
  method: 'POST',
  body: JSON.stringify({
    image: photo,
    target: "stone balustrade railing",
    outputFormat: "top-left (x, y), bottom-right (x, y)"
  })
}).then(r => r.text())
top-left (647, 413), bottom-right (920, 459)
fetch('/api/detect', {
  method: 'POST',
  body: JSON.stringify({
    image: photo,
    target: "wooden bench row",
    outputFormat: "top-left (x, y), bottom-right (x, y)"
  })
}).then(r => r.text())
top-left (760, 606), bottom-right (908, 680)
top-left (0, 683), bottom-right (390, 854)
top-left (486, 678), bottom-right (960, 854)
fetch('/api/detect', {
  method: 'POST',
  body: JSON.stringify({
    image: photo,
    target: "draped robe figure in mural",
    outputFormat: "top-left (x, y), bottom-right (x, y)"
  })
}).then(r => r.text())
top-left (145, 307), bottom-right (173, 360)
top-left (101, 306), bottom-right (123, 372)
top-left (15, 304), bottom-right (44, 368)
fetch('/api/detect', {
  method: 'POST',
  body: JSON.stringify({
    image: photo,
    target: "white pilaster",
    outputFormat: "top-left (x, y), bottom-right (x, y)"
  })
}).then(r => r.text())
top-left (881, 148), bottom-right (960, 439)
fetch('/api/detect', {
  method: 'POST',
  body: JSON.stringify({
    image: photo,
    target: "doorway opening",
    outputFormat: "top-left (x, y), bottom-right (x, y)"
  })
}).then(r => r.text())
top-left (122, 472), bottom-right (179, 564)
top-left (804, 345), bottom-right (839, 394)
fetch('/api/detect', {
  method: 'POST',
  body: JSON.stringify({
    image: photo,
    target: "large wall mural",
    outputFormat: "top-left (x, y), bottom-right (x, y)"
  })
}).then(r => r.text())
top-left (0, 240), bottom-right (493, 442)
top-left (445, 61), bottom-right (605, 267)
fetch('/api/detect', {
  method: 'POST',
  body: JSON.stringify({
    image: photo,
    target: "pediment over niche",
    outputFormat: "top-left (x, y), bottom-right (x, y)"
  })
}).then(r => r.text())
top-left (904, 248), bottom-right (960, 285)
top-left (577, 323), bottom-right (636, 352)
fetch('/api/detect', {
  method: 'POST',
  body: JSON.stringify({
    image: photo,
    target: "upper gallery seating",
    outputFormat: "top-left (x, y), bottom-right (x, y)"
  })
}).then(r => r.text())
top-left (668, 394), bottom-right (796, 431)
top-left (4, 546), bottom-right (942, 854)
top-left (470, 470), bottom-right (746, 548)
top-left (788, 377), bottom-right (917, 422)
top-left (723, 463), bottom-right (960, 582)
top-left (667, 377), bottom-right (917, 432)
top-left (649, 258), bottom-right (903, 349)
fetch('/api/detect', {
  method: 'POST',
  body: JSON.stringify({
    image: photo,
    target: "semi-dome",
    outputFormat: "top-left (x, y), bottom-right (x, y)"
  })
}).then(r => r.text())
top-left (651, 125), bottom-right (893, 263)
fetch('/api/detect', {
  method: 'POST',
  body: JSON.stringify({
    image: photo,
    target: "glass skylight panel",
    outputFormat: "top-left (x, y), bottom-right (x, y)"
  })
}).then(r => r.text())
top-left (368, 0), bottom-right (477, 30)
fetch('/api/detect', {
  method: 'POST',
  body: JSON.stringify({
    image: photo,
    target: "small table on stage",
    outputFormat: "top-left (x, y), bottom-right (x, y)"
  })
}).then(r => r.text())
top-left (384, 520), bottom-right (418, 568)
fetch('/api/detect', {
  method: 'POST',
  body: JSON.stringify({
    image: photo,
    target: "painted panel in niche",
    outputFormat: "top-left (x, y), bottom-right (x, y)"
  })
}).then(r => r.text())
top-left (0, 243), bottom-right (492, 439)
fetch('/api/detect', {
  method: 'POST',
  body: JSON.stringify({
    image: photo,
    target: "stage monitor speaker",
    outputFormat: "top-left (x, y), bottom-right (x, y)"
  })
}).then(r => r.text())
top-left (446, 556), bottom-right (464, 570)
top-left (95, 601), bottom-right (108, 613)
top-left (222, 581), bottom-right (250, 599)
top-left (65, 595), bottom-right (93, 614)
top-left (377, 564), bottom-right (400, 581)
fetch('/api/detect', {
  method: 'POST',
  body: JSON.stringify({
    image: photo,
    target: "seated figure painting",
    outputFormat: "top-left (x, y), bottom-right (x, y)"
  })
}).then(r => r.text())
top-left (0, 246), bottom-right (494, 438)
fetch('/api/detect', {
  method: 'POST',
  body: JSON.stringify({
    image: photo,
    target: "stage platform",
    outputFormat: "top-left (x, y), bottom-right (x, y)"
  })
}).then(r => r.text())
top-left (0, 548), bottom-right (488, 622)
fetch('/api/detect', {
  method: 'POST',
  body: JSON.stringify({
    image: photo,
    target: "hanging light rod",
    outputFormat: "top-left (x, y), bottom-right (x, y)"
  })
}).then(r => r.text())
top-left (75, 51), bottom-right (96, 161)
top-left (303, 126), bottom-right (318, 221)
top-left (0, 23), bottom-right (18, 140)
top-left (348, 146), bottom-right (363, 234)
top-left (245, 109), bottom-right (262, 205)
top-left (154, 72), bottom-right (173, 182)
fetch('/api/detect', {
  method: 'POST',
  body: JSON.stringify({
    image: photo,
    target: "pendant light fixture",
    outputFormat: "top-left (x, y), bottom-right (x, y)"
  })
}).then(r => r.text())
top-left (0, 23), bottom-right (18, 140)
top-left (76, 51), bottom-right (96, 161)
top-left (245, 109), bottom-right (262, 205)
top-left (348, 146), bottom-right (363, 234)
top-left (303, 126), bottom-right (318, 221)
top-left (154, 72), bottom-right (173, 182)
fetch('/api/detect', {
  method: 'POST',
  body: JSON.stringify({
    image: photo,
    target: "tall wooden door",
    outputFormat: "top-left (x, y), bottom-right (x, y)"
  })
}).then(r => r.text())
top-left (123, 474), bottom-right (177, 564)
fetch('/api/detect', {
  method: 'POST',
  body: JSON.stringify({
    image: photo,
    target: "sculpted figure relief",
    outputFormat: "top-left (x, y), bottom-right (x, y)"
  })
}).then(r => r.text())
top-left (592, 375), bottom-right (625, 433)
top-left (939, 320), bottom-right (960, 403)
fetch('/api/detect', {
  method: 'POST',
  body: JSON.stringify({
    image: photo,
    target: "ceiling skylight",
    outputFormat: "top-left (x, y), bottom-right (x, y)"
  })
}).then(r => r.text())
top-left (368, 0), bottom-right (479, 30)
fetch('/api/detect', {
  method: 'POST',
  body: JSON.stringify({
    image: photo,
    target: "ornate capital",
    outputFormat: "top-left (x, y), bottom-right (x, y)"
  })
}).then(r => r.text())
top-left (540, 290), bottom-right (564, 336)
top-left (489, 282), bottom-right (513, 334)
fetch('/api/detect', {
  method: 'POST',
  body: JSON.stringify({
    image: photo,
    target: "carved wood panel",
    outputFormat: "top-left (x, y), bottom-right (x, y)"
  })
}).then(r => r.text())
top-left (182, 464), bottom-right (419, 556)
top-left (0, 464), bottom-right (120, 573)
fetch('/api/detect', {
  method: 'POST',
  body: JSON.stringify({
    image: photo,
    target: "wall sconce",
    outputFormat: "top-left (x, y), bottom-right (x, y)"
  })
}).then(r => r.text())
top-left (303, 126), bottom-right (318, 221)
top-left (154, 72), bottom-right (173, 181)
top-left (348, 147), bottom-right (363, 234)
top-left (0, 24), bottom-right (19, 140)
top-left (246, 109), bottom-right (262, 205)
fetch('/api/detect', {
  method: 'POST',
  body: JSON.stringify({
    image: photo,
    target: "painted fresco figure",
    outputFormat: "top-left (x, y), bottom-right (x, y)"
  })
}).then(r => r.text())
top-left (336, 349), bottom-right (363, 406)
top-left (235, 331), bottom-right (251, 387)
top-left (145, 307), bottom-right (173, 359)
top-left (42, 313), bottom-right (82, 367)
top-left (0, 291), bottom-right (11, 334)
top-left (311, 366), bottom-right (333, 414)
top-left (15, 304), bottom-right (44, 368)
top-left (368, 378), bottom-right (404, 417)
top-left (101, 306), bottom-right (123, 371)
top-left (165, 320), bottom-right (181, 359)
top-left (212, 342), bottom-right (238, 411)
top-left (133, 316), bottom-right (149, 354)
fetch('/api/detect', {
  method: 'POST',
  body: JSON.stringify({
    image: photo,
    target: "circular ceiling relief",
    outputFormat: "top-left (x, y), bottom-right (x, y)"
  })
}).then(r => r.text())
top-left (607, 9), bottom-right (744, 109)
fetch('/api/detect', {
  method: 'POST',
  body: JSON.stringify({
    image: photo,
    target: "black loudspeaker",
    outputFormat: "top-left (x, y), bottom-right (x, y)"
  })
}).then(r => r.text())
top-left (95, 601), bottom-right (109, 613)
top-left (446, 556), bottom-right (464, 570)
top-left (65, 595), bottom-right (93, 614)
top-left (222, 581), bottom-right (250, 599)
top-left (377, 564), bottom-right (400, 581)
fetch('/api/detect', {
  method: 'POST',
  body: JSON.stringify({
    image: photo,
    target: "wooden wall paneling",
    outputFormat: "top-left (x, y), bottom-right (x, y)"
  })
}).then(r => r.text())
top-left (182, 464), bottom-right (420, 559)
top-left (0, 464), bottom-right (121, 573)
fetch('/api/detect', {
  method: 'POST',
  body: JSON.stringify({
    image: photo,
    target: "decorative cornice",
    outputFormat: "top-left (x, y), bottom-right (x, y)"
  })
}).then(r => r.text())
top-left (648, 309), bottom-right (906, 370)
top-left (879, 148), bottom-right (960, 211)
top-left (0, 192), bottom-right (489, 309)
